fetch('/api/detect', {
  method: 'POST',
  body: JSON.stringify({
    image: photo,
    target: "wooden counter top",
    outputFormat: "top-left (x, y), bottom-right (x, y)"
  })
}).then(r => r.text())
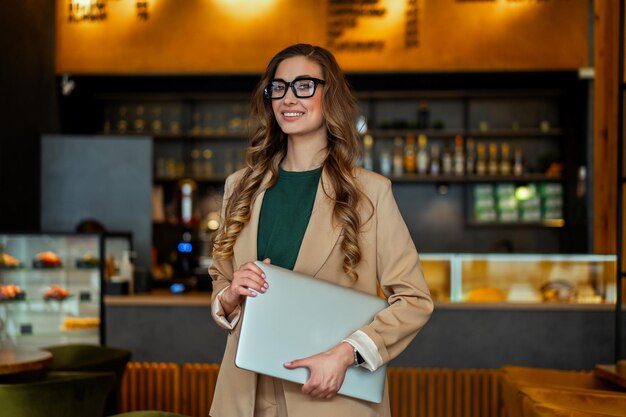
top-left (433, 300), bottom-right (617, 311)
top-left (105, 291), bottom-right (617, 310)
top-left (105, 289), bottom-right (212, 306)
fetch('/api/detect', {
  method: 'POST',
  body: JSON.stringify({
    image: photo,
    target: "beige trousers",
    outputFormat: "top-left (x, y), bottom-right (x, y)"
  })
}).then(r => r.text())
top-left (254, 375), bottom-right (288, 417)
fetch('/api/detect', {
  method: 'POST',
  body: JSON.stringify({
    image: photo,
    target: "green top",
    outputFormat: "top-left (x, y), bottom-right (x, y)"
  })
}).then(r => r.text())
top-left (257, 166), bottom-right (322, 270)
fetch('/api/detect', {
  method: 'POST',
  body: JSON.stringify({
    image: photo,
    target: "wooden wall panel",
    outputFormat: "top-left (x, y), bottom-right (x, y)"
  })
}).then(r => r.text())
top-left (55, 0), bottom-right (589, 74)
top-left (593, 0), bottom-right (619, 254)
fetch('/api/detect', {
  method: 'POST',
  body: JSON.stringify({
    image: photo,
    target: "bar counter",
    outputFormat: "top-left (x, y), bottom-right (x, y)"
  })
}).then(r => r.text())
top-left (105, 291), bottom-right (616, 310)
top-left (105, 291), bottom-right (622, 369)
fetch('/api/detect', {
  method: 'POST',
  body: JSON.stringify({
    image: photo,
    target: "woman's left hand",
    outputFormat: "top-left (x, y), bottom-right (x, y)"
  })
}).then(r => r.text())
top-left (283, 342), bottom-right (354, 399)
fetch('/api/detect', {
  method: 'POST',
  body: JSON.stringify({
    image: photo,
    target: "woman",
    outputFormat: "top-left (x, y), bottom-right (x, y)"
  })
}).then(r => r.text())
top-left (209, 43), bottom-right (433, 417)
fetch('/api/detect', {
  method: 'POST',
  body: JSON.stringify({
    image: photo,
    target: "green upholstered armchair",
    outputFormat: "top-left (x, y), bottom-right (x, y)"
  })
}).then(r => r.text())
top-left (0, 371), bottom-right (115, 417)
top-left (43, 344), bottom-right (132, 416)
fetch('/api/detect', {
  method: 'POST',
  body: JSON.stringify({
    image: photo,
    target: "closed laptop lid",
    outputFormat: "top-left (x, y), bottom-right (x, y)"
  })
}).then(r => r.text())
top-left (235, 261), bottom-right (388, 403)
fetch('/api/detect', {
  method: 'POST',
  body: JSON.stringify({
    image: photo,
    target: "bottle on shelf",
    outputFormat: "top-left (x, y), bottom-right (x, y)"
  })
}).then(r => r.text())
top-left (499, 143), bottom-right (512, 175)
top-left (151, 106), bottom-right (163, 134)
top-left (416, 134), bottom-right (429, 175)
top-left (155, 158), bottom-right (166, 178)
top-left (190, 149), bottom-right (201, 177)
top-left (191, 111), bottom-right (202, 136)
top-left (488, 143), bottom-right (499, 176)
top-left (362, 133), bottom-right (375, 171)
top-left (514, 146), bottom-right (524, 176)
top-left (169, 107), bottom-right (182, 135)
top-left (116, 106), bottom-right (128, 133)
top-left (379, 149), bottom-right (392, 176)
top-left (119, 250), bottom-right (134, 295)
top-left (476, 143), bottom-right (487, 175)
top-left (202, 148), bottom-right (214, 178)
top-left (103, 108), bottom-right (111, 134)
top-left (429, 144), bottom-right (441, 176)
top-left (404, 133), bottom-right (417, 174)
top-left (417, 100), bottom-right (430, 129)
top-left (442, 141), bottom-right (453, 175)
top-left (224, 149), bottom-right (235, 175)
top-left (393, 137), bottom-right (404, 176)
top-left (133, 105), bottom-right (145, 133)
top-left (466, 137), bottom-right (476, 175)
top-left (165, 158), bottom-right (177, 178)
top-left (453, 134), bottom-right (465, 176)
top-left (202, 112), bottom-right (214, 135)
top-left (178, 179), bottom-right (198, 225)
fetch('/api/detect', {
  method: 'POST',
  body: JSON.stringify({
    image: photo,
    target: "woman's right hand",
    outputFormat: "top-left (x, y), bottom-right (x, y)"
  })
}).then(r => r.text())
top-left (220, 258), bottom-right (270, 314)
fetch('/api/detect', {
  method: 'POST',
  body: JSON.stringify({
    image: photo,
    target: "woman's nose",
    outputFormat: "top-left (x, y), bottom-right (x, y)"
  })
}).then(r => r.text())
top-left (283, 86), bottom-right (298, 103)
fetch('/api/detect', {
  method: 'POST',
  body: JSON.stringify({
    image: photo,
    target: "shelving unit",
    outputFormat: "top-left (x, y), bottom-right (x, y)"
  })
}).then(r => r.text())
top-left (56, 71), bottom-right (590, 254)
top-left (0, 232), bottom-right (132, 348)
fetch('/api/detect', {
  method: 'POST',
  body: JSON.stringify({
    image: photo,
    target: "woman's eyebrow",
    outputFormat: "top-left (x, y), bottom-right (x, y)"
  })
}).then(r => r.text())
top-left (274, 74), bottom-right (316, 80)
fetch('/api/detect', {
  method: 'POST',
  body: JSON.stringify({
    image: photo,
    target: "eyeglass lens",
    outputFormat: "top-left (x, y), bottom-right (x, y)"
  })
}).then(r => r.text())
top-left (269, 79), bottom-right (317, 99)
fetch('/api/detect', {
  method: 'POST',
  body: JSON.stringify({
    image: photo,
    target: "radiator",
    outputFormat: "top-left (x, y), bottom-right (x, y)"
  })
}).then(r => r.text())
top-left (120, 362), bottom-right (181, 413)
top-left (181, 363), bottom-right (220, 417)
top-left (120, 363), bottom-right (502, 417)
top-left (454, 369), bottom-right (501, 417)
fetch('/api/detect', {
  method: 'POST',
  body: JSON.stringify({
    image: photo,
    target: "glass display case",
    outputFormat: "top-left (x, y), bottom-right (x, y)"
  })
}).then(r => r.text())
top-left (0, 232), bottom-right (132, 348)
top-left (421, 253), bottom-right (617, 304)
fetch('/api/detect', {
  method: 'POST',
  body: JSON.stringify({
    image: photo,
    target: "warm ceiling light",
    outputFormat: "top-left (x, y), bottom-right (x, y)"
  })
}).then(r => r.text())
top-left (68, 0), bottom-right (106, 22)
top-left (214, 0), bottom-right (276, 19)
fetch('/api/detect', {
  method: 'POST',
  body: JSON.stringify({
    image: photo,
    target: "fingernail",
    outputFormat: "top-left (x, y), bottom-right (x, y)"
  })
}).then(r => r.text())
top-left (249, 291), bottom-right (257, 297)
top-left (284, 362), bottom-right (292, 366)
top-left (262, 273), bottom-right (266, 278)
top-left (263, 282), bottom-right (269, 289)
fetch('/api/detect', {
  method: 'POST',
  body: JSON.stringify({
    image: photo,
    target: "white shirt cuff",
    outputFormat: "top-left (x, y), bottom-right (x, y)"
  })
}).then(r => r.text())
top-left (212, 286), bottom-right (242, 330)
top-left (342, 330), bottom-right (383, 371)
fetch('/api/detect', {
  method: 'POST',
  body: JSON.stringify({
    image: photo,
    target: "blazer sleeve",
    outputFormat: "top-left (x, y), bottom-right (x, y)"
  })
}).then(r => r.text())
top-left (359, 179), bottom-right (434, 368)
top-left (209, 174), bottom-right (239, 330)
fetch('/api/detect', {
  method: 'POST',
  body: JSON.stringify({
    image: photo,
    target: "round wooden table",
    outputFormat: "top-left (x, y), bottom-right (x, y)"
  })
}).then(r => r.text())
top-left (0, 347), bottom-right (53, 376)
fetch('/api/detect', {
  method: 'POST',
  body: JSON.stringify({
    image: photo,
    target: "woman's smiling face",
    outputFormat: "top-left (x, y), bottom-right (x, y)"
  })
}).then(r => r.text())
top-left (271, 56), bottom-right (326, 141)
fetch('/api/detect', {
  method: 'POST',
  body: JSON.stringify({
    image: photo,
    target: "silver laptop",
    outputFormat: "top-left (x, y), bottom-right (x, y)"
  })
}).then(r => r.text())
top-left (235, 261), bottom-right (389, 403)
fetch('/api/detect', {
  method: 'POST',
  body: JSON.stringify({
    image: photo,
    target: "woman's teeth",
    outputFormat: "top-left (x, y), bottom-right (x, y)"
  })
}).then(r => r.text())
top-left (283, 112), bottom-right (303, 117)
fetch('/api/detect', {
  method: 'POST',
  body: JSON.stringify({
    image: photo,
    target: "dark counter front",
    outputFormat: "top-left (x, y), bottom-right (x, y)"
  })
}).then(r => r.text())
top-left (105, 291), bottom-right (226, 364)
top-left (105, 293), bottom-right (621, 369)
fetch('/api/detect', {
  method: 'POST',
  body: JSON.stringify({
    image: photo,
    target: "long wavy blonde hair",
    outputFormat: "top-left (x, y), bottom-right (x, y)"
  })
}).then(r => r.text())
top-left (212, 44), bottom-right (369, 280)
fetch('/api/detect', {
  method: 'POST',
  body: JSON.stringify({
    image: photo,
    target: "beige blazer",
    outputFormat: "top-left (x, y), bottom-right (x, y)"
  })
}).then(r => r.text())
top-left (209, 167), bottom-right (433, 417)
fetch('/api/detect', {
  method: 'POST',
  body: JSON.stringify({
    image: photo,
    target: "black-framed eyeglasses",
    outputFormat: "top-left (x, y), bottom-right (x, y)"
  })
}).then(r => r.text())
top-left (264, 77), bottom-right (326, 100)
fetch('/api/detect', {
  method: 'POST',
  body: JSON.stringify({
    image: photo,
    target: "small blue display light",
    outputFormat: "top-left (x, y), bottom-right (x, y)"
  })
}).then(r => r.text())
top-left (177, 242), bottom-right (193, 253)
top-left (170, 283), bottom-right (186, 294)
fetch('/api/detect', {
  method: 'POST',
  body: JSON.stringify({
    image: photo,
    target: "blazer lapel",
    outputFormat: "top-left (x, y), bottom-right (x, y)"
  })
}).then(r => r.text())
top-left (293, 168), bottom-right (342, 277)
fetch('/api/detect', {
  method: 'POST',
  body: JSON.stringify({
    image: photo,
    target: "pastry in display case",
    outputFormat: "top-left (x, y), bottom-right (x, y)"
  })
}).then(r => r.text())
top-left (419, 253), bottom-right (617, 304)
top-left (0, 252), bottom-right (21, 268)
top-left (33, 251), bottom-right (63, 268)
top-left (0, 232), bottom-right (132, 348)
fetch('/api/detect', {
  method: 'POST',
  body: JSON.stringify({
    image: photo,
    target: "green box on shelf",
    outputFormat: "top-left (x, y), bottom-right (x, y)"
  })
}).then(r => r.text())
top-left (539, 182), bottom-right (563, 197)
top-left (543, 208), bottom-right (563, 220)
top-left (543, 196), bottom-right (563, 209)
top-left (498, 208), bottom-right (519, 223)
top-left (474, 195), bottom-right (495, 210)
top-left (519, 196), bottom-right (541, 209)
top-left (496, 196), bottom-right (518, 211)
top-left (520, 208), bottom-right (542, 222)
top-left (495, 183), bottom-right (516, 197)
top-left (473, 184), bottom-right (494, 198)
top-left (474, 208), bottom-right (497, 222)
